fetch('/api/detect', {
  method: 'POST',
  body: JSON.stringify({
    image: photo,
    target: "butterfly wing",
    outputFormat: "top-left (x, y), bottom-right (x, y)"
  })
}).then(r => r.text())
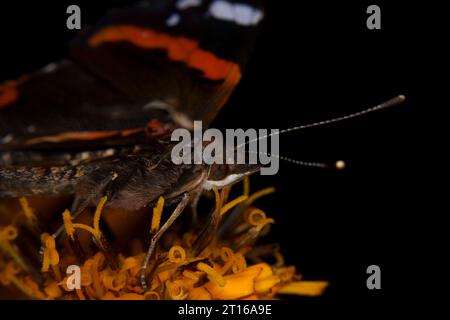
top-left (0, 0), bottom-right (263, 151)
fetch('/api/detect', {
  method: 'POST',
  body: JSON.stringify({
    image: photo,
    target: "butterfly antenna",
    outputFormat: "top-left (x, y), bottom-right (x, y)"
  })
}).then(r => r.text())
top-left (238, 95), bottom-right (405, 148)
top-left (247, 150), bottom-right (346, 170)
top-left (275, 156), bottom-right (346, 170)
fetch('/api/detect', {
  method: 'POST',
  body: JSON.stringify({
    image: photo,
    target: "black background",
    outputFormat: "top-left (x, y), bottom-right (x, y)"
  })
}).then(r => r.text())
top-left (0, 0), bottom-right (432, 315)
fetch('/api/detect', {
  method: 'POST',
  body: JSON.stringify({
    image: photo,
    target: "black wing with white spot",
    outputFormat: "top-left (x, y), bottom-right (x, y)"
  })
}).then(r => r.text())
top-left (0, 0), bottom-right (264, 152)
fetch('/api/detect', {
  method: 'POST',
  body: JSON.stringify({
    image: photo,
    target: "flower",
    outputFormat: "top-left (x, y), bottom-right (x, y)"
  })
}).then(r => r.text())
top-left (0, 177), bottom-right (328, 300)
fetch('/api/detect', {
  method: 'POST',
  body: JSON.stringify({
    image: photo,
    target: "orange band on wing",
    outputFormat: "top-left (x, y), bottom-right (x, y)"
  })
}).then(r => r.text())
top-left (0, 88), bottom-right (18, 109)
top-left (25, 128), bottom-right (143, 145)
top-left (89, 25), bottom-right (241, 81)
top-left (0, 76), bottom-right (28, 109)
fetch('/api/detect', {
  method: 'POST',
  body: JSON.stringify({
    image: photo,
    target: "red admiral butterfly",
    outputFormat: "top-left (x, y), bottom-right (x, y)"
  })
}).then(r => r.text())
top-left (0, 0), bottom-right (267, 291)
top-left (0, 0), bottom-right (404, 296)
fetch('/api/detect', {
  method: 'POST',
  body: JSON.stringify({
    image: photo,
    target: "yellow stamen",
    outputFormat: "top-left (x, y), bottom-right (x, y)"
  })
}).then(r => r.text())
top-left (168, 245), bottom-right (186, 263)
top-left (220, 259), bottom-right (234, 275)
top-left (220, 247), bottom-right (234, 262)
top-left (91, 253), bottom-right (105, 298)
top-left (0, 261), bottom-right (19, 286)
top-left (246, 187), bottom-right (275, 205)
top-left (41, 250), bottom-right (50, 274)
top-left (85, 285), bottom-right (98, 300)
top-left (40, 233), bottom-right (60, 273)
top-left (52, 266), bottom-right (62, 282)
top-left (71, 223), bottom-right (98, 238)
top-left (80, 261), bottom-right (94, 287)
top-left (151, 196), bottom-right (164, 234)
top-left (220, 195), bottom-right (248, 216)
top-left (255, 275), bottom-right (280, 293)
top-left (255, 218), bottom-right (274, 232)
top-left (0, 226), bottom-right (26, 271)
top-left (0, 176), bottom-right (328, 301)
top-left (274, 266), bottom-right (297, 282)
top-left (102, 270), bottom-right (127, 291)
top-left (243, 176), bottom-right (250, 196)
top-left (219, 247), bottom-right (239, 275)
top-left (44, 281), bottom-right (62, 299)
top-left (18, 197), bottom-right (37, 224)
top-left (0, 225), bottom-right (17, 241)
top-left (247, 208), bottom-right (274, 231)
top-left (231, 253), bottom-right (247, 274)
top-left (62, 210), bottom-right (75, 240)
top-left (166, 279), bottom-right (188, 300)
top-left (182, 270), bottom-right (200, 282)
top-left (277, 281), bottom-right (329, 296)
top-left (0, 261), bottom-right (34, 299)
top-left (213, 187), bottom-right (221, 211)
top-left (247, 209), bottom-right (267, 226)
top-left (203, 263), bottom-right (267, 299)
top-left (120, 256), bottom-right (140, 272)
top-left (93, 196), bottom-right (107, 235)
top-left (63, 197), bottom-right (107, 242)
top-left (197, 262), bottom-right (226, 287)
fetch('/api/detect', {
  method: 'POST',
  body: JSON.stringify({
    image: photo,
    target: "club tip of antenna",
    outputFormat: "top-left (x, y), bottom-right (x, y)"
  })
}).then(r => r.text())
top-left (398, 94), bottom-right (406, 101)
top-left (335, 160), bottom-right (346, 170)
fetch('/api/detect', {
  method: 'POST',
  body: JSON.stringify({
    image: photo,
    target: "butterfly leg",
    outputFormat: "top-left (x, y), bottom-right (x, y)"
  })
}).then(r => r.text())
top-left (40, 172), bottom-right (117, 263)
top-left (140, 192), bottom-right (190, 291)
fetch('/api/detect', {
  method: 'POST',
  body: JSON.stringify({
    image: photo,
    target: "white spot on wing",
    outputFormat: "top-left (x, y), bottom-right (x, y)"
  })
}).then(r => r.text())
top-left (142, 100), bottom-right (172, 111)
top-left (0, 134), bottom-right (14, 144)
top-left (103, 148), bottom-right (115, 157)
top-left (209, 0), bottom-right (264, 26)
top-left (166, 13), bottom-right (181, 26)
top-left (142, 100), bottom-right (193, 130)
top-left (234, 3), bottom-right (253, 26)
top-left (80, 152), bottom-right (90, 160)
top-left (177, 0), bottom-right (202, 10)
top-left (210, 0), bottom-right (234, 21)
top-left (42, 63), bottom-right (58, 74)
